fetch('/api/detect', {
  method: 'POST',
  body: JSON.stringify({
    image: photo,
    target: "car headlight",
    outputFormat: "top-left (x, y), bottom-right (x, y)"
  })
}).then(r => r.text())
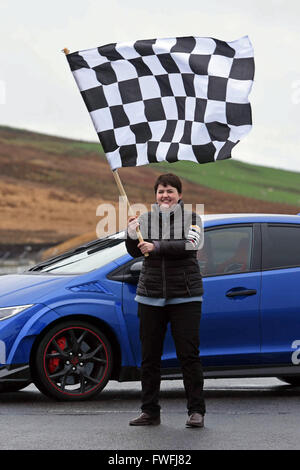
top-left (0, 305), bottom-right (34, 321)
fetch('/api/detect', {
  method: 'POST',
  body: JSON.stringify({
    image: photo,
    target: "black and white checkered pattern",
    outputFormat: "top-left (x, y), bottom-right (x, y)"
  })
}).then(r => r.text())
top-left (67, 36), bottom-right (254, 170)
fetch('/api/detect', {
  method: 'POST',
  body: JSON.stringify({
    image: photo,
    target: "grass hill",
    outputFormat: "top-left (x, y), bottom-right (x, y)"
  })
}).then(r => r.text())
top-left (0, 125), bottom-right (299, 251)
top-left (155, 159), bottom-right (300, 207)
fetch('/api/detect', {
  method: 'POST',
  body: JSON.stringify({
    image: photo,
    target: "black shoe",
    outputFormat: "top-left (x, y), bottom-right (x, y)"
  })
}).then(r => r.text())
top-left (129, 412), bottom-right (161, 426)
top-left (185, 413), bottom-right (204, 428)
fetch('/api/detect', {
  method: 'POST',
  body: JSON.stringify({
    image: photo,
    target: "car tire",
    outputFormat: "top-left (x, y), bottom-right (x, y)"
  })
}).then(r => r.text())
top-left (33, 320), bottom-right (113, 401)
top-left (0, 381), bottom-right (31, 393)
top-left (277, 376), bottom-right (300, 386)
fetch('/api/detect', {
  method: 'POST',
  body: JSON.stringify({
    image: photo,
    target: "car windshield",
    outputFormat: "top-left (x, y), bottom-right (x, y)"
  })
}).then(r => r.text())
top-left (28, 232), bottom-right (127, 274)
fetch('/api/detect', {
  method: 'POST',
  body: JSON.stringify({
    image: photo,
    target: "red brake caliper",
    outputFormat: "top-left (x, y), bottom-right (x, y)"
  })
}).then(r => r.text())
top-left (48, 336), bottom-right (67, 373)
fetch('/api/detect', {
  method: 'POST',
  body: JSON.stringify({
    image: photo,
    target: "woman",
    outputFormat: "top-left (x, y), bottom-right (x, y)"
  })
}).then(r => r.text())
top-left (126, 173), bottom-right (206, 428)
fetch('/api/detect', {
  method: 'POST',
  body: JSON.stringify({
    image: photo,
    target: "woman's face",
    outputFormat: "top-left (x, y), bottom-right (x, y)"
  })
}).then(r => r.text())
top-left (156, 184), bottom-right (182, 209)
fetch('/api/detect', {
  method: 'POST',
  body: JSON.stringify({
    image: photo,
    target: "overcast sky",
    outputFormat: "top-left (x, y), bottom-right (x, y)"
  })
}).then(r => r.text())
top-left (1, 0), bottom-right (300, 173)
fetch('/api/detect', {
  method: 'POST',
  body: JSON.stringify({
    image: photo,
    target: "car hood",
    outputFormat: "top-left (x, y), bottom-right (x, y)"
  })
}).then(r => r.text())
top-left (0, 273), bottom-right (74, 307)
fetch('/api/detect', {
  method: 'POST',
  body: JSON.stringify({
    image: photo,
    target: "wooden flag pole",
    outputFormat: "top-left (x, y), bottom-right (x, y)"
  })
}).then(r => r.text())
top-left (62, 47), bottom-right (148, 255)
top-left (112, 169), bottom-right (148, 256)
top-left (112, 169), bottom-right (135, 218)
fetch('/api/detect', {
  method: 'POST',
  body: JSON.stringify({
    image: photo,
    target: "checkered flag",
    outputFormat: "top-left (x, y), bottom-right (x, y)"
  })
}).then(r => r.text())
top-left (66, 36), bottom-right (254, 170)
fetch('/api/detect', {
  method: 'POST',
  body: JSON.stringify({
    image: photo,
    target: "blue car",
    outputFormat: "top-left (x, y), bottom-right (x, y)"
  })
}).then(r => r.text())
top-left (0, 213), bottom-right (300, 401)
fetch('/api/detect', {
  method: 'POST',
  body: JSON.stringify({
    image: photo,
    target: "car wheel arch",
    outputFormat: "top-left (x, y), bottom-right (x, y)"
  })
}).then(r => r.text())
top-left (29, 313), bottom-right (122, 382)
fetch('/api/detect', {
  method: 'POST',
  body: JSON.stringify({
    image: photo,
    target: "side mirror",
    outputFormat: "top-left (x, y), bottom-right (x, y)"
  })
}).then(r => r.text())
top-left (107, 259), bottom-right (143, 284)
top-left (122, 260), bottom-right (142, 284)
top-left (130, 260), bottom-right (143, 275)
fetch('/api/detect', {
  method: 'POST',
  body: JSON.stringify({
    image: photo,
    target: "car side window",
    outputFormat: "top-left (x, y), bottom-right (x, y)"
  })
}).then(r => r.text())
top-left (262, 224), bottom-right (300, 270)
top-left (197, 226), bottom-right (253, 276)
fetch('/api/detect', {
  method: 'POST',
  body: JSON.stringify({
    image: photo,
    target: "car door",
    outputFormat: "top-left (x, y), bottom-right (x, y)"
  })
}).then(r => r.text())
top-left (260, 223), bottom-right (300, 365)
top-left (121, 222), bottom-right (261, 370)
top-left (198, 223), bottom-right (262, 367)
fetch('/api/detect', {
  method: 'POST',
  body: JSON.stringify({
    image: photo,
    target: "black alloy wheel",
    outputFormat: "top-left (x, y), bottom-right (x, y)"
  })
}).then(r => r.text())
top-left (33, 320), bottom-right (113, 401)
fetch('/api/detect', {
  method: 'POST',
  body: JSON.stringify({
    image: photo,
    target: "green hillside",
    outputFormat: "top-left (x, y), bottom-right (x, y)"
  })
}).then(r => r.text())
top-left (152, 159), bottom-right (300, 206)
top-left (1, 125), bottom-right (299, 206)
top-left (0, 125), bottom-right (102, 158)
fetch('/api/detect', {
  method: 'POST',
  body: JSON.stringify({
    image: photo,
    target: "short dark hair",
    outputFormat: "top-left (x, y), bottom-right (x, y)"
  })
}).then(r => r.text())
top-left (154, 173), bottom-right (182, 194)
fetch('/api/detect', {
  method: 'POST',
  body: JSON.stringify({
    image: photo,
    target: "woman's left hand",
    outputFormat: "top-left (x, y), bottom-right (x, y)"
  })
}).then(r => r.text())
top-left (138, 241), bottom-right (155, 255)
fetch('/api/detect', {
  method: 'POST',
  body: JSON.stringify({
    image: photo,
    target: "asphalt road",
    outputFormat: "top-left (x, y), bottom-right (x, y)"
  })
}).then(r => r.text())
top-left (0, 378), bottom-right (300, 451)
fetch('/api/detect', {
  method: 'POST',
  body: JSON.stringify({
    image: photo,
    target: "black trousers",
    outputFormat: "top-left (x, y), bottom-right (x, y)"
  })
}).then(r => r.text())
top-left (138, 301), bottom-right (206, 417)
